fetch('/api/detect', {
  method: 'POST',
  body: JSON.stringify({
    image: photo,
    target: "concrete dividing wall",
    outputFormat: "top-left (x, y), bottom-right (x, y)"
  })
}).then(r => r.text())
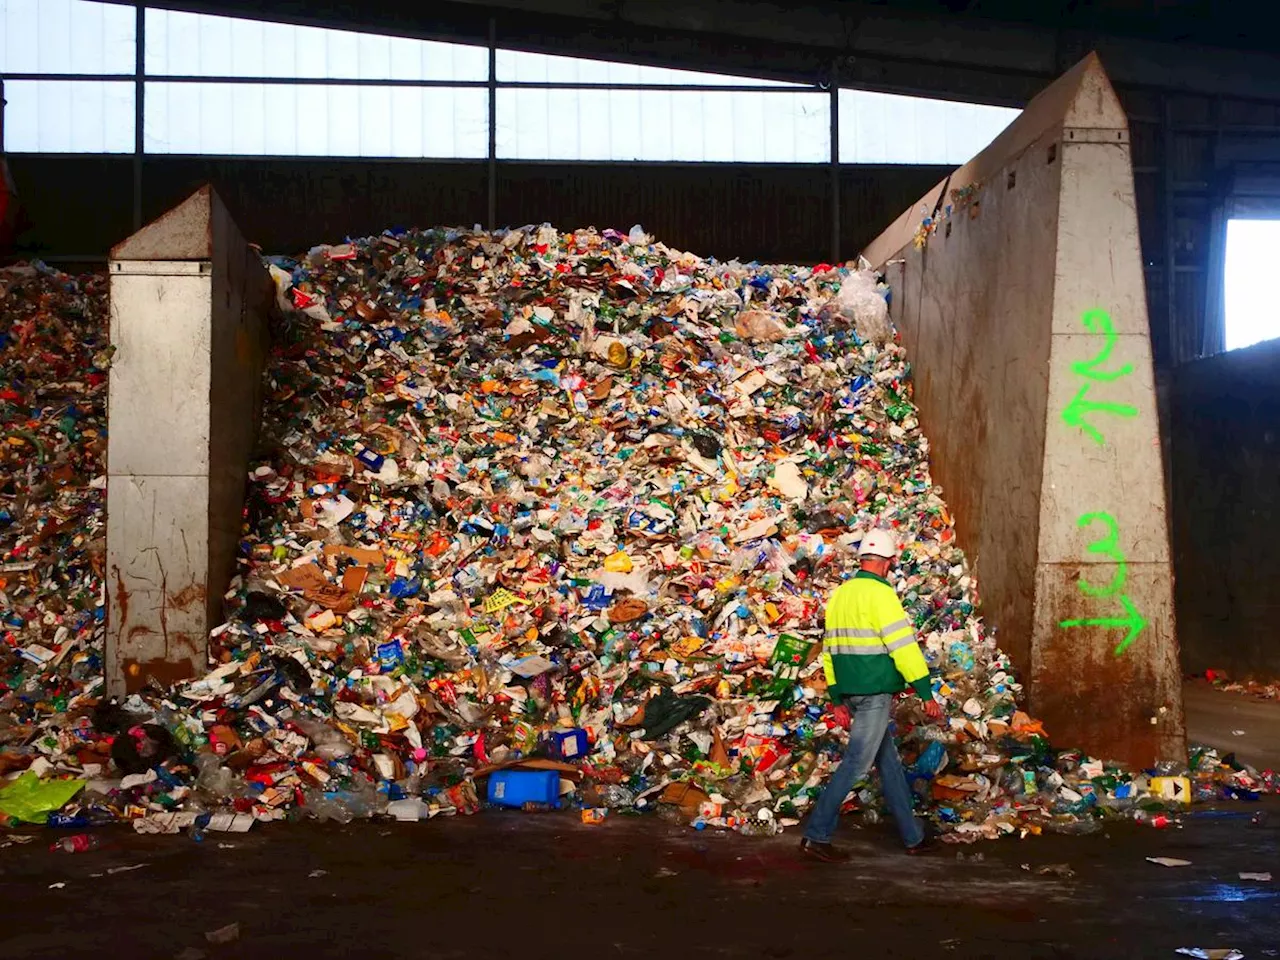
top-left (106, 186), bottom-right (272, 695)
top-left (863, 54), bottom-right (1185, 766)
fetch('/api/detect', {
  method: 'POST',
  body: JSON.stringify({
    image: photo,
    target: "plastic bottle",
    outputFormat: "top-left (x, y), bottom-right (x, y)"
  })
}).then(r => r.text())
top-left (597, 784), bottom-right (636, 809)
top-left (187, 813), bottom-right (211, 842)
top-left (50, 834), bottom-right (100, 853)
top-left (656, 804), bottom-right (689, 826)
top-left (1135, 810), bottom-right (1172, 828)
top-left (736, 818), bottom-right (782, 838)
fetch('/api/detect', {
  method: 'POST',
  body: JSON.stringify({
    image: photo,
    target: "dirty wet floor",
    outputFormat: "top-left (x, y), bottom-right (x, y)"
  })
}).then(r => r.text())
top-left (2, 799), bottom-right (1278, 959)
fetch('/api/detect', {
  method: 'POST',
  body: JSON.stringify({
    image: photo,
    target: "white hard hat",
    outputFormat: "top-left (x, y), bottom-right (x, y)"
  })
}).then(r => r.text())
top-left (858, 529), bottom-right (898, 559)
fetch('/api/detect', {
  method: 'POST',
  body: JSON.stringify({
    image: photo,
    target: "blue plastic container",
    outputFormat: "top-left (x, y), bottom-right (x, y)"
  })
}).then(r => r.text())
top-left (487, 770), bottom-right (560, 809)
top-left (548, 729), bottom-right (590, 761)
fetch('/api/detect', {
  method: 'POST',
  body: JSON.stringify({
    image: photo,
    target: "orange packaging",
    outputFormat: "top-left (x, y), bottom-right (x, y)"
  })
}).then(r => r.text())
top-left (341, 566), bottom-right (369, 594)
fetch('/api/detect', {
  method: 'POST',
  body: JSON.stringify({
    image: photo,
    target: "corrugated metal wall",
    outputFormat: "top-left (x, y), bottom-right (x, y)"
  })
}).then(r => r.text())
top-left (1172, 336), bottom-right (1280, 677)
top-left (7, 156), bottom-right (944, 266)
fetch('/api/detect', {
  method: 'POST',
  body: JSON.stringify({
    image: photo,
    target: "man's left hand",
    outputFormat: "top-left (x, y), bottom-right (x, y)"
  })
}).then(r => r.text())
top-left (923, 699), bottom-right (944, 722)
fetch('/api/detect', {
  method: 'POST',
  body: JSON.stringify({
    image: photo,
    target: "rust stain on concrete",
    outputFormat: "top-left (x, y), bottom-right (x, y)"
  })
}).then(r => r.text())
top-left (1032, 565), bottom-right (1163, 767)
top-left (158, 563), bottom-right (169, 654)
top-left (112, 564), bottom-right (130, 634)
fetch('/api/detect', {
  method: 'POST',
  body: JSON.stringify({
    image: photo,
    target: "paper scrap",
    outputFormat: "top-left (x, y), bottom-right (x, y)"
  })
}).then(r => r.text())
top-left (1147, 857), bottom-right (1193, 867)
top-left (768, 461), bottom-right (809, 501)
top-left (207, 812), bottom-right (255, 833)
top-left (205, 922), bottom-right (240, 945)
top-left (733, 516), bottom-right (780, 543)
top-left (119, 769), bottom-right (158, 791)
top-left (508, 655), bottom-right (555, 678)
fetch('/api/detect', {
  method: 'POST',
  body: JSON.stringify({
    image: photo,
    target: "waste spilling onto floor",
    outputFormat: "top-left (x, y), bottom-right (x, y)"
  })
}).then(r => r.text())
top-left (1201, 669), bottom-right (1280, 702)
top-left (0, 235), bottom-right (1275, 839)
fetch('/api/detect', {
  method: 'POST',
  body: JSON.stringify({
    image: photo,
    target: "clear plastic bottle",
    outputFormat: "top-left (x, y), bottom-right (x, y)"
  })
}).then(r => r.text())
top-left (656, 804), bottom-right (689, 826)
top-left (736, 818), bottom-right (782, 838)
top-left (597, 784), bottom-right (636, 809)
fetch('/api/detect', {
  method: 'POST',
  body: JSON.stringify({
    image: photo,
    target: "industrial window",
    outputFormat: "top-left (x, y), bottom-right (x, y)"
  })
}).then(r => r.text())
top-left (1223, 219), bottom-right (1280, 351)
top-left (839, 89), bottom-right (1018, 164)
top-left (143, 82), bottom-right (488, 158)
top-left (494, 89), bottom-right (829, 163)
top-left (143, 9), bottom-right (488, 82)
top-left (495, 49), bottom-right (799, 87)
top-left (1, 79), bottom-right (135, 153)
top-left (0, 3), bottom-right (1022, 165)
top-left (0, 0), bottom-right (136, 74)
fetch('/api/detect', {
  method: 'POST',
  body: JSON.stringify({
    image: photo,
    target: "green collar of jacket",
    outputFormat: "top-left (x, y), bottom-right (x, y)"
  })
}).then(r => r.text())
top-left (854, 570), bottom-right (892, 588)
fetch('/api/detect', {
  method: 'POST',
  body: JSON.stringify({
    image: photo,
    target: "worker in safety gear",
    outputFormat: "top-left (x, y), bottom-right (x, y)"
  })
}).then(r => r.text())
top-left (799, 528), bottom-right (943, 862)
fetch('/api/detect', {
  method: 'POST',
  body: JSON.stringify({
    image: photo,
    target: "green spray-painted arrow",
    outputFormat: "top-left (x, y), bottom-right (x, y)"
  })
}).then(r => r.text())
top-left (1061, 383), bottom-right (1138, 445)
top-left (1059, 593), bottom-right (1148, 656)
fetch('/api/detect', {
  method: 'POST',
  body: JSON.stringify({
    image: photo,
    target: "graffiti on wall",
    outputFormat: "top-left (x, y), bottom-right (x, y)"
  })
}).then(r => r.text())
top-left (1057, 511), bottom-right (1148, 655)
top-left (1060, 309), bottom-right (1138, 445)
top-left (1058, 310), bottom-right (1148, 655)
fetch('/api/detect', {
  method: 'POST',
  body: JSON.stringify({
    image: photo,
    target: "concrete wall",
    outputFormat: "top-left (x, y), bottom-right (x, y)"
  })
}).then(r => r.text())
top-left (1172, 337), bottom-right (1280, 679)
top-left (864, 54), bottom-right (1185, 766)
top-left (106, 260), bottom-right (214, 692)
top-left (207, 199), bottom-right (273, 633)
top-left (106, 187), bottom-right (272, 694)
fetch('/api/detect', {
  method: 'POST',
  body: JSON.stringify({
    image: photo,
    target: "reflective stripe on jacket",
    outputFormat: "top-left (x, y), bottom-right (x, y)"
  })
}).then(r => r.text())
top-left (820, 570), bottom-right (932, 702)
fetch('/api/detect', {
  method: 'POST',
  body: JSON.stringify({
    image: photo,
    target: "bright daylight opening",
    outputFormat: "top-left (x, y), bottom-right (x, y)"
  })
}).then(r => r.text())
top-left (1224, 218), bottom-right (1280, 351)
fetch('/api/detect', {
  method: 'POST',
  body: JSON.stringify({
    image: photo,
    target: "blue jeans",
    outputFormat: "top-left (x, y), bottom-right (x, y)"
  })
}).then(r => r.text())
top-left (802, 693), bottom-right (925, 848)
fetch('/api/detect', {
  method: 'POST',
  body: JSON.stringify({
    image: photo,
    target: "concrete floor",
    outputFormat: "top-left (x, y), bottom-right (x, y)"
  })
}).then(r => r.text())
top-left (1184, 679), bottom-right (1280, 770)
top-left (1, 800), bottom-right (1278, 960)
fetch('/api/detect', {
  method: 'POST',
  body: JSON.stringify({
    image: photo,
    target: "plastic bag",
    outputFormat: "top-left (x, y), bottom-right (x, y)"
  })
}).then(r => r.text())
top-left (835, 267), bottom-right (891, 343)
top-left (0, 772), bottom-right (85, 824)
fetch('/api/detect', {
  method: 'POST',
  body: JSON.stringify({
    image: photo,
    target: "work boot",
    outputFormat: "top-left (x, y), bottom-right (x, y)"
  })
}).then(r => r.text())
top-left (799, 838), bottom-right (851, 863)
top-left (905, 831), bottom-right (940, 856)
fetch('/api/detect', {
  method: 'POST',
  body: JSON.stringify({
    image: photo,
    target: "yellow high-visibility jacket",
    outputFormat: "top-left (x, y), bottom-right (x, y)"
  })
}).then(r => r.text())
top-left (821, 571), bottom-right (933, 702)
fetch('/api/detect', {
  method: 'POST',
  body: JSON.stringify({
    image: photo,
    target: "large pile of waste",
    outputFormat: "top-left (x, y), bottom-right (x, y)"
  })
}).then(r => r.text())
top-left (0, 263), bottom-right (109, 781)
top-left (0, 236), bottom-right (1273, 837)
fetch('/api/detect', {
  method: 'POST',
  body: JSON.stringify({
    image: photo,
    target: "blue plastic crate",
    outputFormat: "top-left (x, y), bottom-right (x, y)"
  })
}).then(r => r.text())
top-left (487, 770), bottom-right (560, 809)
